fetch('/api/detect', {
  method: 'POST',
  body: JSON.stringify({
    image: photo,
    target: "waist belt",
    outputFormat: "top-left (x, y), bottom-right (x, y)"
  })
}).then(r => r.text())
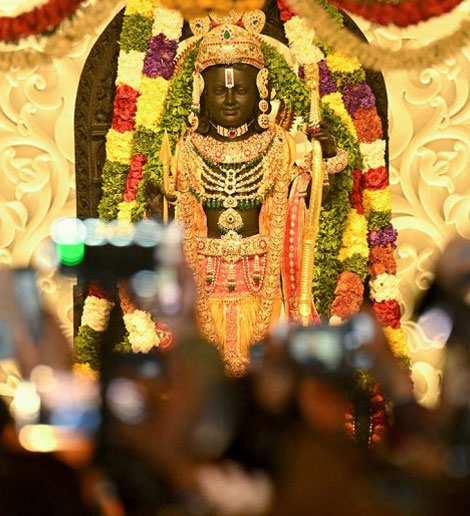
top-left (196, 231), bottom-right (268, 260)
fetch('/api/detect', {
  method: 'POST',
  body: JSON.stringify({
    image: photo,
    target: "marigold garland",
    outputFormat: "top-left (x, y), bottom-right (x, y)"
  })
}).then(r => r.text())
top-left (76, 0), bottom-right (184, 366)
top-left (0, 0), bottom-right (123, 71)
top-left (0, 0), bottom-right (84, 43)
top-left (279, 5), bottom-right (408, 424)
top-left (288, 0), bottom-right (470, 71)
top-left (329, 0), bottom-right (465, 27)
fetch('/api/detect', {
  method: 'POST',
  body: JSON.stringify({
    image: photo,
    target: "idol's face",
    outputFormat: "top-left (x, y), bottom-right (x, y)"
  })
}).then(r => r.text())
top-left (202, 64), bottom-right (258, 128)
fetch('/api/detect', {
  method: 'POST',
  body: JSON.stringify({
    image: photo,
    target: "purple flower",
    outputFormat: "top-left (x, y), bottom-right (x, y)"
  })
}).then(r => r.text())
top-left (368, 224), bottom-right (398, 248)
top-left (318, 60), bottom-right (337, 98)
top-left (143, 33), bottom-right (178, 80)
top-left (342, 83), bottom-right (375, 116)
top-left (298, 65), bottom-right (305, 80)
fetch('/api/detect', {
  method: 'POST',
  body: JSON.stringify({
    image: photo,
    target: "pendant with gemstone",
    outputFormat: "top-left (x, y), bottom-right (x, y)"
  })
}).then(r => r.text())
top-left (217, 208), bottom-right (243, 234)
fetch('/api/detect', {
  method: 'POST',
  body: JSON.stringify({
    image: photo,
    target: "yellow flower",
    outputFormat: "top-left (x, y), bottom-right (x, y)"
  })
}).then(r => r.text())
top-left (362, 188), bottom-right (391, 214)
top-left (118, 200), bottom-right (137, 222)
top-left (370, 273), bottom-right (400, 302)
top-left (117, 50), bottom-right (145, 90)
top-left (135, 76), bottom-right (169, 130)
top-left (106, 129), bottom-right (134, 165)
top-left (338, 209), bottom-right (369, 261)
top-left (326, 52), bottom-right (361, 74)
top-left (322, 92), bottom-right (357, 137)
top-left (126, 0), bottom-right (155, 17)
top-left (384, 326), bottom-right (408, 358)
top-left (73, 363), bottom-right (98, 381)
top-left (360, 140), bottom-right (386, 170)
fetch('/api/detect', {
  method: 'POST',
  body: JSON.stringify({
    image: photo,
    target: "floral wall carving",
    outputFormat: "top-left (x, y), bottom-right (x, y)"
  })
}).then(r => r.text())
top-left (0, 1), bottom-right (469, 404)
top-left (355, 1), bottom-right (470, 406)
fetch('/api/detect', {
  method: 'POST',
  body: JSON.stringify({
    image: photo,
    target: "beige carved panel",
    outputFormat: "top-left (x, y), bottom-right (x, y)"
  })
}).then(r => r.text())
top-left (0, 1), bottom-right (469, 406)
top-left (0, 1), bottom-right (126, 345)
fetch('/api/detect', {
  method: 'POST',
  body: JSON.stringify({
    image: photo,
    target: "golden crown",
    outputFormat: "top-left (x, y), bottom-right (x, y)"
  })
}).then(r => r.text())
top-left (191, 10), bottom-right (266, 73)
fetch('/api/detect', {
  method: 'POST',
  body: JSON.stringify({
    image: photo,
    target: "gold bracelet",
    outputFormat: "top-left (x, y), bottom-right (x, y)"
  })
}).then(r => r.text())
top-left (324, 148), bottom-right (348, 175)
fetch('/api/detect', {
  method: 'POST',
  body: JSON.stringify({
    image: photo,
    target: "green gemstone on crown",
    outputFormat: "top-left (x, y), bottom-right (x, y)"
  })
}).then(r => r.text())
top-left (223, 30), bottom-right (231, 40)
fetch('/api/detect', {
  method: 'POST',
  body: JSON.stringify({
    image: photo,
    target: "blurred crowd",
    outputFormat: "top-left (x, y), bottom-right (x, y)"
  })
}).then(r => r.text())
top-left (0, 230), bottom-right (469, 516)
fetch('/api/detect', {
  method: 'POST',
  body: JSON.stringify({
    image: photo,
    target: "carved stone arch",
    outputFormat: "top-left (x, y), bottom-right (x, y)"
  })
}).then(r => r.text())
top-left (74, 8), bottom-right (125, 219)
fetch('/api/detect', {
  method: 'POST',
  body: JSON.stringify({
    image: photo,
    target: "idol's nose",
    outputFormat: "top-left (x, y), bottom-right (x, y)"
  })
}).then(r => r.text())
top-left (224, 88), bottom-right (236, 106)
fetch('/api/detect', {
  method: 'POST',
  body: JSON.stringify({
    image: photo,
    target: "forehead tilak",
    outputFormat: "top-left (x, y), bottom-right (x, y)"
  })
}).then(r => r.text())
top-left (225, 67), bottom-right (234, 88)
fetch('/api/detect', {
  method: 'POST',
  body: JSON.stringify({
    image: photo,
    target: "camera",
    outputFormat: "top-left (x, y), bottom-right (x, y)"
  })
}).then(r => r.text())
top-left (287, 313), bottom-right (376, 384)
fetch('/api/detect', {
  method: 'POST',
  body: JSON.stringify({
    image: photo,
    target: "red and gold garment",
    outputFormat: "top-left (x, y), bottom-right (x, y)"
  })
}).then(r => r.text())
top-left (174, 125), bottom-right (318, 375)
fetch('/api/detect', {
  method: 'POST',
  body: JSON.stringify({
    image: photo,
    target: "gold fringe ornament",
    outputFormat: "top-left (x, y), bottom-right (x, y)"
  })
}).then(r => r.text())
top-left (298, 63), bottom-right (324, 326)
top-left (159, 131), bottom-right (173, 224)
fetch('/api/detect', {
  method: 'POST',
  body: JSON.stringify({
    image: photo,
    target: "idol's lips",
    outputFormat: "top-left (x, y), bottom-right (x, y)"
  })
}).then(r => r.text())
top-left (223, 109), bottom-right (239, 115)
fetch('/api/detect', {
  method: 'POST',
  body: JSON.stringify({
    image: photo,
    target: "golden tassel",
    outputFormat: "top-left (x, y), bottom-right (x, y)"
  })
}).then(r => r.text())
top-left (159, 131), bottom-right (172, 224)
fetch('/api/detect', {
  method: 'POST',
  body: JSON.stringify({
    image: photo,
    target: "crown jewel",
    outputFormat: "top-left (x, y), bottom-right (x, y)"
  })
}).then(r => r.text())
top-left (191, 11), bottom-right (266, 73)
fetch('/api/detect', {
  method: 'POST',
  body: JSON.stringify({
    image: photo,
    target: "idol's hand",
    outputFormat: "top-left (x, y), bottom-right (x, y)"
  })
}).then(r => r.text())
top-left (145, 180), bottom-right (176, 215)
top-left (312, 126), bottom-right (337, 159)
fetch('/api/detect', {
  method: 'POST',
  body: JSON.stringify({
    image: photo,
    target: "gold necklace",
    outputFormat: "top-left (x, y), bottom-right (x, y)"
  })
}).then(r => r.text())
top-left (188, 136), bottom-right (281, 233)
top-left (189, 129), bottom-right (275, 164)
top-left (210, 120), bottom-right (254, 139)
top-left (175, 126), bottom-right (290, 370)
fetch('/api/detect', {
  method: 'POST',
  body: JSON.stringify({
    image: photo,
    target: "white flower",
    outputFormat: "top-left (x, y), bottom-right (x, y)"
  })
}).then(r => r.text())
top-left (284, 16), bottom-right (323, 65)
top-left (360, 140), bottom-right (386, 170)
top-left (153, 7), bottom-right (184, 41)
top-left (329, 315), bottom-right (343, 326)
top-left (81, 296), bottom-right (114, 332)
top-left (117, 50), bottom-right (146, 91)
top-left (370, 273), bottom-right (400, 302)
top-left (123, 310), bottom-right (160, 353)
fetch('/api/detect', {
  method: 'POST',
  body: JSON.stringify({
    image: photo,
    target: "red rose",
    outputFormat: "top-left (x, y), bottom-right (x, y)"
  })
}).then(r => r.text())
top-left (89, 281), bottom-right (112, 301)
top-left (277, 0), bottom-right (296, 20)
top-left (369, 245), bottom-right (397, 276)
top-left (112, 85), bottom-right (139, 133)
top-left (363, 165), bottom-right (388, 191)
top-left (349, 169), bottom-right (364, 214)
top-left (123, 154), bottom-right (147, 202)
top-left (373, 300), bottom-right (401, 329)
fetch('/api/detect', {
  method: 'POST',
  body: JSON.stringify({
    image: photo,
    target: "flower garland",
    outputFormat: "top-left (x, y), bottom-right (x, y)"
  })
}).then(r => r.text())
top-left (119, 283), bottom-right (172, 352)
top-left (0, 0), bottom-right (85, 43)
top-left (279, 0), bottom-right (408, 446)
top-left (287, 0), bottom-right (470, 71)
top-left (98, 0), bottom-right (184, 222)
top-left (0, 0), bottom-right (123, 71)
top-left (75, 282), bottom-right (114, 370)
top-left (329, 0), bottom-right (465, 27)
top-left (76, 0), bottom-right (183, 368)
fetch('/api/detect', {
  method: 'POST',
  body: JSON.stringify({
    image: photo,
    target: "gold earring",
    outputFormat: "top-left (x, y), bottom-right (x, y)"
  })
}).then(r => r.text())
top-left (189, 72), bottom-right (205, 131)
top-left (256, 68), bottom-right (270, 129)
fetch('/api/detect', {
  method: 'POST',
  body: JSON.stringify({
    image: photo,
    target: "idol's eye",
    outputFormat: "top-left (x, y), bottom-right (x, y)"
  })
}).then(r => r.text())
top-left (236, 86), bottom-right (247, 94)
top-left (215, 87), bottom-right (226, 95)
